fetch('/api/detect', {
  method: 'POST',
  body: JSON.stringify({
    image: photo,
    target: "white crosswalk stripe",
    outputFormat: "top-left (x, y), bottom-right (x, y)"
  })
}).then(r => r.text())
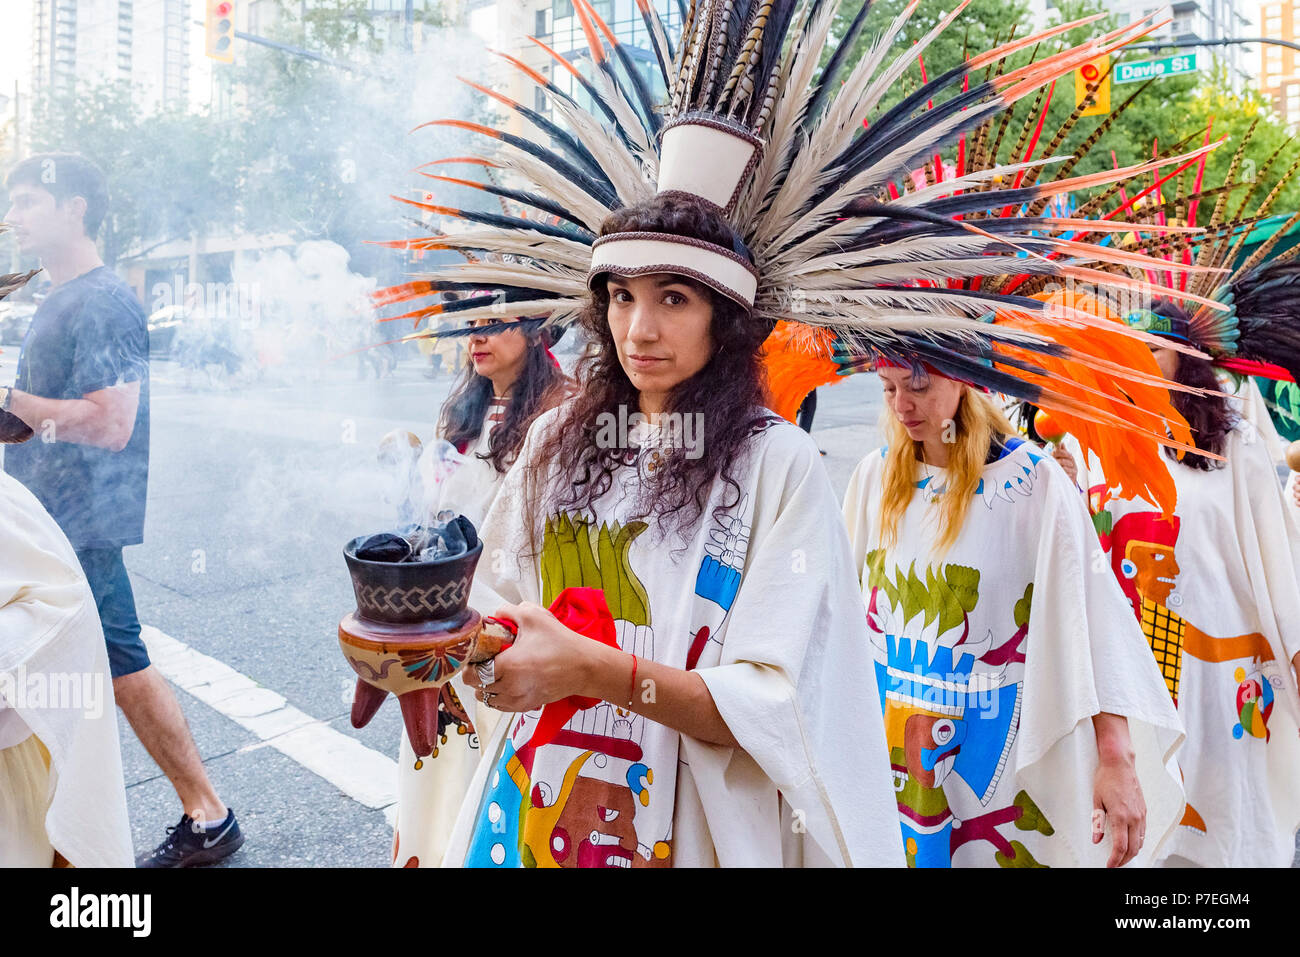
top-left (141, 624), bottom-right (399, 827)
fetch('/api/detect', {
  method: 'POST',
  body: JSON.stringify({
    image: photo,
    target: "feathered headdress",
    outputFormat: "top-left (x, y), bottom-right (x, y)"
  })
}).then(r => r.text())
top-left (1096, 121), bottom-right (1300, 383)
top-left (376, 0), bottom-right (1218, 506)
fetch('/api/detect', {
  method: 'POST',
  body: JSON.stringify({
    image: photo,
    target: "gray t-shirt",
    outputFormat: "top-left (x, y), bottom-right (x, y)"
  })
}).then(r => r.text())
top-left (4, 266), bottom-right (149, 549)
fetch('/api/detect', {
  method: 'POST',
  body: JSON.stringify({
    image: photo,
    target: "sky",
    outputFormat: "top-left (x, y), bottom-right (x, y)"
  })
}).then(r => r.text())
top-left (0, 2), bottom-right (33, 95)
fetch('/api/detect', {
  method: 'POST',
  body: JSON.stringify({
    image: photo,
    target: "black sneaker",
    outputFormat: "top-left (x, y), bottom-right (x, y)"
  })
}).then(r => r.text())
top-left (136, 809), bottom-right (245, 868)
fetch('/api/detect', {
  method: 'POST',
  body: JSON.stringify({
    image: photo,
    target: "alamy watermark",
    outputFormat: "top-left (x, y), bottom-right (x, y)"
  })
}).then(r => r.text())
top-left (150, 277), bottom-right (261, 326)
top-left (594, 404), bottom-right (704, 460)
top-left (0, 666), bottom-right (105, 720)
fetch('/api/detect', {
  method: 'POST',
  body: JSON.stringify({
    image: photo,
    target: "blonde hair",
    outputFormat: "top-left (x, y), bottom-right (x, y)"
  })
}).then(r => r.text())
top-left (878, 387), bottom-right (1019, 556)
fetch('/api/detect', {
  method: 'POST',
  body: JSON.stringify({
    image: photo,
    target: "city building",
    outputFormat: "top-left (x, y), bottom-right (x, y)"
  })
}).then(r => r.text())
top-left (464, 0), bottom-right (681, 139)
top-left (1109, 1), bottom-right (1255, 91)
top-left (30, 0), bottom-right (192, 113)
top-left (1260, 0), bottom-right (1300, 127)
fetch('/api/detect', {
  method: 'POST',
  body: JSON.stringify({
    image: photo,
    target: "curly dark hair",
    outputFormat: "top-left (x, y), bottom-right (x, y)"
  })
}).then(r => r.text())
top-left (1155, 299), bottom-right (1237, 471)
top-left (525, 193), bottom-right (774, 543)
top-left (438, 327), bottom-right (567, 474)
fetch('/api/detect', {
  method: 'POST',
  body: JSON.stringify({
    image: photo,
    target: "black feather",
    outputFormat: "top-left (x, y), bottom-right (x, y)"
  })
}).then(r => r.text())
top-left (1233, 260), bottom-right (1300, 380)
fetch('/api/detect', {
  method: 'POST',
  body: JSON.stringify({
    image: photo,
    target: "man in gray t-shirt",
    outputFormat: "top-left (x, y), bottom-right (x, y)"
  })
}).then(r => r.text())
top-left (3, 154), bottom-right (244, 867)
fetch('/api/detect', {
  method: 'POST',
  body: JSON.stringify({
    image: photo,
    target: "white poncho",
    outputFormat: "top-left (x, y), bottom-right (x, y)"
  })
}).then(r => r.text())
top-left (843, 439), bottom-right (1184, 867)
top-left (1087, 421), bottom-right (1300, 867)
top-left (0, 471), bottom-right (132, 867)
top-left (393, 400), bottom-right (508, 867)
top-left (442, 407), bottom-right (904, 867)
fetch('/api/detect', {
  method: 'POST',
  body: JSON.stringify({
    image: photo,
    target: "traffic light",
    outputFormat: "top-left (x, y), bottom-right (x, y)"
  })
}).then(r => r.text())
top-left (205, 1), bottom-right (236, 64)
top-left (1074, 54), bottom-right (1111, 117)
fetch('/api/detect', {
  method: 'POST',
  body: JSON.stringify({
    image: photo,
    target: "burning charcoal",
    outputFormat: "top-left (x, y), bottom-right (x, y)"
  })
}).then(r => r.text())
top-left (417, 516), bottom-right (465, 559)
top-left (416, 543), bottom-right (448, 562)
top-left (399, 523), bottom-right (431, 556)
top-left (355, 532), bottom-right (413, 563)
top-left (437, 516), bottom-right (468, 557)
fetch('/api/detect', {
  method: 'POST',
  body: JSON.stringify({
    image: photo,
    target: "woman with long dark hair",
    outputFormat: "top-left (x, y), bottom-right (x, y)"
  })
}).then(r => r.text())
top-left (1087, 294), bottom-right (1300, 868)
top-left (425, 308), bottom-right (569, 529)
top-left (393, 306), bottom-right (568, 869)
top-left (447, 193), bottom-right (902, 867)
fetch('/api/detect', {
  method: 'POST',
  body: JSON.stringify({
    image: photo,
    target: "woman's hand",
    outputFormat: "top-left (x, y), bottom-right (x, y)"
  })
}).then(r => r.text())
top-left (1052, 445), bottom-right (1079, 486)
top-left (1092, 712), bottom-right (1146, 867)
top-left (461, 601), bottom-right (593, 713)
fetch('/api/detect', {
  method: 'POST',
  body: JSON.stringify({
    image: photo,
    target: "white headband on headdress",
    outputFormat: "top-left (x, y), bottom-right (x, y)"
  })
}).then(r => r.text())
top-left (586, 117), bottom-right (762, 309)
top-left (587, 232), bottom-right (759, 308)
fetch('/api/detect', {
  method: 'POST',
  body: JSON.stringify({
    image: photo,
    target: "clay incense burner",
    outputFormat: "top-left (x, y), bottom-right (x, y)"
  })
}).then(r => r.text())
top-left (338, 518), bottom-right (512, 757)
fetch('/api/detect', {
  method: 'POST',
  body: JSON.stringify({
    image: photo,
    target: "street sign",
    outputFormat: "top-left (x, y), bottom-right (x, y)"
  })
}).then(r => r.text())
top-left (1113, 53), bottom-right (1198, 85)
top-left (1075, 54), bottom-right (1110, 116)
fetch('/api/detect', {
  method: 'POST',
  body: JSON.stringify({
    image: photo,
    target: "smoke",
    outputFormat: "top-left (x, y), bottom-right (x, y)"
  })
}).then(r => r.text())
top-left (145, 23), bottom-right (503, 578)
top-left (227, 240), bottom-right (377, 378)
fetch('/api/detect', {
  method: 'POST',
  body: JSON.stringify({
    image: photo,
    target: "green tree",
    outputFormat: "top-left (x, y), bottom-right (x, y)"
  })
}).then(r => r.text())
top-left (221, 0), bottom-right (464, 278)
top-left (833, 0), bottom-right (1299, 224)
top-left (26, 80), bottom-right (237, 267)
top-left (835, 0), bottom-right (1029, 120)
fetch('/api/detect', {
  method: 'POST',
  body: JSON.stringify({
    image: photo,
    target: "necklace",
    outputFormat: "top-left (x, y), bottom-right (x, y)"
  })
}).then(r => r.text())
top-left (920, 457), bottom-right (943, 503)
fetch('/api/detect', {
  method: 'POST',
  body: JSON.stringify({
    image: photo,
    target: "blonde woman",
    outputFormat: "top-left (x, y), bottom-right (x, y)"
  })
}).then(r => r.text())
top-left (842, 362), bottom-right (1185, 868)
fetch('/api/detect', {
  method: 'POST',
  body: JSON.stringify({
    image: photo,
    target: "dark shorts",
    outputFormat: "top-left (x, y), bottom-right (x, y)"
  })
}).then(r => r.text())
top-left (75, 547), bottom-right (149, 679)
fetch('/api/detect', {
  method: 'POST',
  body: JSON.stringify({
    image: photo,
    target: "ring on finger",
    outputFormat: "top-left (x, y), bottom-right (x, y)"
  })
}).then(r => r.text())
top-left (476, 659), bottom-right (496, 686)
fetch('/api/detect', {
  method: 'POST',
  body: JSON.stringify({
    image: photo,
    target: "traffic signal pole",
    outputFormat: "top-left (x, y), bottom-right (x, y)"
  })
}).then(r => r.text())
top-left (1126, 37), bottom-right (1300, 54)
top-left (228, 29), bottom-right (376, 76)
top-left (194, 21), bottom-right (381, 78)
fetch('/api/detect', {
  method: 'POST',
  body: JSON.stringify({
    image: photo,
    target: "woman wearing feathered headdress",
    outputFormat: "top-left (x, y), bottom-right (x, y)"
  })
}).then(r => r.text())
top-left (377, 0), bottom-right (1218, 865)
top-left (448, 188), bottom-right (905, 866)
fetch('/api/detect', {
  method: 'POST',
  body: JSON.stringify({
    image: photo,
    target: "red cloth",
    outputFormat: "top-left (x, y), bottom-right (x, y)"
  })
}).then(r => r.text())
top-left (1216, 357), bottom-right (1295, 383)
top-left (527, 587), bottom-right (620, 749)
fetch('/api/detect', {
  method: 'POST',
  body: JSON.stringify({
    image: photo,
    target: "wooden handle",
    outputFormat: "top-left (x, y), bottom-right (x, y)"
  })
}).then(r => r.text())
top-left (467, 616), bottom-right (517, 662)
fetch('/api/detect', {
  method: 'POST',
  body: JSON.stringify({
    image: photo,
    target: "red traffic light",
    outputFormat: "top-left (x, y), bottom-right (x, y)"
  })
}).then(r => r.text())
top-left (215, 2), bottom-right (232, 14)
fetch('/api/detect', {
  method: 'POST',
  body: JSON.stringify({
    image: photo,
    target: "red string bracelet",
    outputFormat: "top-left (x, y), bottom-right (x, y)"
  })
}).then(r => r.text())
top-left (626, 654), bottom-right (638, 709)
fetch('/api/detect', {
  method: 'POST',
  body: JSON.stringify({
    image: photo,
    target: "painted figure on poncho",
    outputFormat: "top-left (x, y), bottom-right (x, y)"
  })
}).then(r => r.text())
top-left (466, 511), bottom-right (671, 867)
top-left (864, 551), bottom-right (1052, 867)
top-left (1099, 508), bottom-right (1278, 723)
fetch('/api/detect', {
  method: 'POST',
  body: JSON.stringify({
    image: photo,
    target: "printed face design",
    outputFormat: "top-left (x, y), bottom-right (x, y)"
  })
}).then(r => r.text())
top-left (884, 699), bottom-right (966, 793)
top-left (605, 273), bottom-right (713, 409)
top-left (551, 775), bottom-right (639, 869)
top-left (1124, 540), bottom-right (1180, 604)
top-left (876, 366), bottom-right (965, 448)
